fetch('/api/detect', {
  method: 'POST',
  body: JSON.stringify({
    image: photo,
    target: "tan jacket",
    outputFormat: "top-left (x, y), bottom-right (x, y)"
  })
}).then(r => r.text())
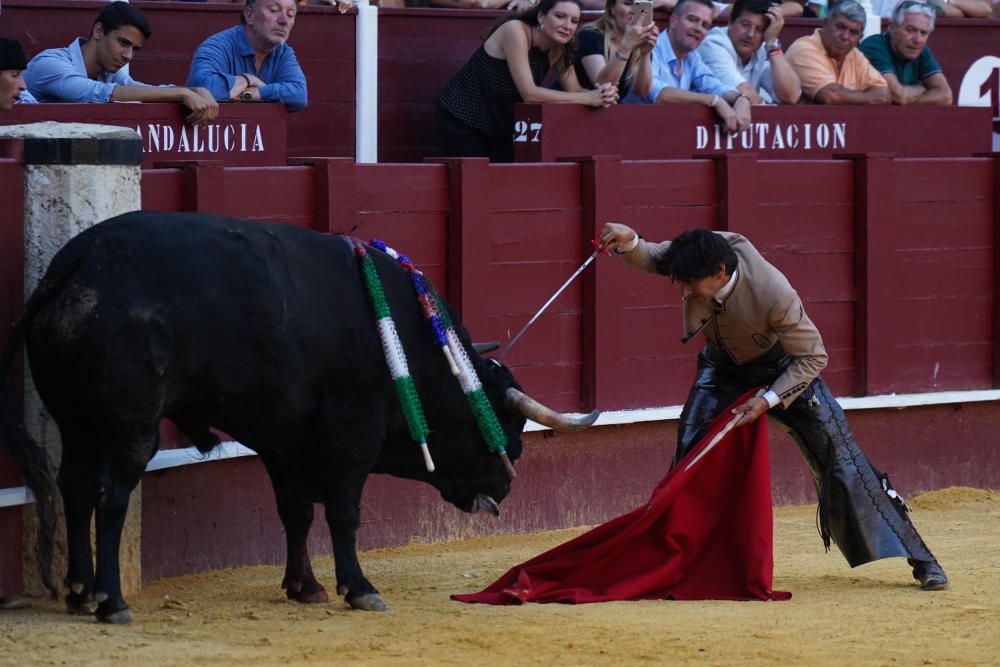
top-left (621, 231), bottom-right (828, 408)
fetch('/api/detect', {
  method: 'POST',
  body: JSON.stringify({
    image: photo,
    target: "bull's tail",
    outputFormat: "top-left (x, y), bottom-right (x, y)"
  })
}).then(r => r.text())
top-left (0, 272), bottom-right (74, 599)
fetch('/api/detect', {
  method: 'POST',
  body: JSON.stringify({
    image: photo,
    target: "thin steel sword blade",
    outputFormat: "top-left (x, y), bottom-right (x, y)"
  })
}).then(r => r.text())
top-left (499, 250), bottom-right (598, 360)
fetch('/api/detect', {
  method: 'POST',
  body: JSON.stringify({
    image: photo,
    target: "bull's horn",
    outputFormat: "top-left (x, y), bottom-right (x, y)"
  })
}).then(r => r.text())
top-left (505, 388), bottom-right (599, 432)
top-left (472, 341), bottom-right (500, 354)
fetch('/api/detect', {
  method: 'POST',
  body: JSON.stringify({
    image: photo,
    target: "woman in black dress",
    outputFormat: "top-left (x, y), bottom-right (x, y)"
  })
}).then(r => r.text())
top-left (437, 0), bottom-right (619, 162)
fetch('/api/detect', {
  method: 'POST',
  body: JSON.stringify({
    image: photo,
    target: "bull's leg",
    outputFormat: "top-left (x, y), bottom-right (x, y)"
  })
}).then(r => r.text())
top-left (259, 461), bottom-right (329, 603)
top-left (275, 497), bottom-right (329, 603)
top-left (57, 455), bottom-right (100, 615)
top-left (322, 477), bottom-right (386, 612)
top-left (92, 431), bottom-right (158, 625)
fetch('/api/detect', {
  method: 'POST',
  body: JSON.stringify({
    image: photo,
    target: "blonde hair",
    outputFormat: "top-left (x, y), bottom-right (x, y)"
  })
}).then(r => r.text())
top-left (580, 0), bottom-right (638, 83)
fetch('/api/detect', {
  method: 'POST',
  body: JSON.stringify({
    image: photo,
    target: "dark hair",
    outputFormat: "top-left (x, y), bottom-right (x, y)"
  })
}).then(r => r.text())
top-left (0, 38), bottom-right (28, 71)
top-left (655, 229), bottom-right (738, 281)
top-left (488, 0), bottom-right (583, 72)
top-left (95, 2), bottom-right (152, 40)
top-left (730, 0), bottom-right (779, 22)
top-left (672, 0), bottom-right (715, 19)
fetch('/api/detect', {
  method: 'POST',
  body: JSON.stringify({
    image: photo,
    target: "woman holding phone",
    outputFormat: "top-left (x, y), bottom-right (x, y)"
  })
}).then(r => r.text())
top-left (573, 0), bottom-right (660, 100)
top-left (437, 0), bottom-right (618, 163)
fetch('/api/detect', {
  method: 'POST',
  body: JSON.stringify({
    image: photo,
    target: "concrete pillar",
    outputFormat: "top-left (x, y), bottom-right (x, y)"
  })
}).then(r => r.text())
top-left (0, 122), bottom-right (143, 598)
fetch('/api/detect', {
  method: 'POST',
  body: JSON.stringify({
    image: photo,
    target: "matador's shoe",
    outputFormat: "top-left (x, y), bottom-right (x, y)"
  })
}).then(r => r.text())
top-left (909, 559), bottom-right (949, 590)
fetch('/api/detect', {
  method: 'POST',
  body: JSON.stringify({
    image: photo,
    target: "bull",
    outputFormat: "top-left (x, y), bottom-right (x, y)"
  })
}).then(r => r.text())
top-left (0, 211), bottom-right (598, 624)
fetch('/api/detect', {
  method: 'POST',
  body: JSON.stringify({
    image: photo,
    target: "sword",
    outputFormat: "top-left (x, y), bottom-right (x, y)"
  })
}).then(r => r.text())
top-left (499, 248), bottom-right (601, 361)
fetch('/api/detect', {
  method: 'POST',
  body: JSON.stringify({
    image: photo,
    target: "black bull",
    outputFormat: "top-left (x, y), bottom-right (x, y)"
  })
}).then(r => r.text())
top-left (0, 211), bottom-right (598, 624)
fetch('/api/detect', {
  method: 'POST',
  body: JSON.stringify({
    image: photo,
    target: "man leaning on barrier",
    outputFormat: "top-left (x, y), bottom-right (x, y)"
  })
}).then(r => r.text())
top-left (23, 3), bottom-right (219, 124)
top-left (0, 38), bottom-right (36, 110)
top-left (785, 0), bottom-right (890, 105)
top-left (187, 0), bottom-right (308, 113)
top-left (859, 0), bottom-right (953, 106)
top-left (697, 0), bottom-right (801, 105)
top-left (626, 0), bottom-right (753, 135)
top-left (598, 222), bottom-right (950, 592)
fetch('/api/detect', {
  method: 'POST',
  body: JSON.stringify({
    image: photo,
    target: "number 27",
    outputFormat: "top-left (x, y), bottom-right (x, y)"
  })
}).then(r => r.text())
top-left (513, 121), bottom-right (543, 143)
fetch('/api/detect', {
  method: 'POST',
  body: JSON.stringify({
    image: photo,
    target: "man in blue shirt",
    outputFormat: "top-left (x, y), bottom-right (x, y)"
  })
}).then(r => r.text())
top-left (1, 38), bottom-right (36, 110)
top-left (24, 3), bottom-right (217, 124)
top-left (859, 0), bottom-right (952, 106)
top-left (626, 0), bottom-right (751, 134)
top-left (186, 0), bottom-right (308, 113)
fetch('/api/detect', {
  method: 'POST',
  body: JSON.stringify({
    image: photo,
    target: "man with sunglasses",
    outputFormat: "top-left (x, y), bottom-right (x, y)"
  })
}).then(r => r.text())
top-left (785, 0), bottom-right (889, 104)
top-left (860, 1), bottom-right (952, 105)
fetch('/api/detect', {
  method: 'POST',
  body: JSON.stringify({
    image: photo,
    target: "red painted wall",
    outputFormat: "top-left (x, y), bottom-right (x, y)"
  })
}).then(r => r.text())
top-left (128, 154), bottom-right (997, 416)
top-left (1, 132), bottom-right (998, 588)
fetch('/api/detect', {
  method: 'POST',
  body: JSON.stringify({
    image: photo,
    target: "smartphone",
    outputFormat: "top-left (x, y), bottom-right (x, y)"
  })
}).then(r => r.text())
top-left (633, 0), bottom-right (653, 26)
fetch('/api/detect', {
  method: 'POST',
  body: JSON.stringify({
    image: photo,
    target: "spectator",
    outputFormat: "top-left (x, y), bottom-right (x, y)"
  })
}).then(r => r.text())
top-left (785, 0), bottom-right (889, 104)
top-left (187, 0), bottom-right (308, 112)
top-left (860, 1), bottom-right (952, 105)
top-left (933, 0), bottom-right (991, 17)
top-left (0, 38), bottom-right (36, 109)
top-left (436, 0), bottom-right (618, 163)
top-left (23, 3), bottom-right (218, 124)
top-left (573, 0), bottom-right (659, 100)
top-left (626, 0), bottom-right (752, 135)
top-left (776, 0), bottom-right (822, 16)
top-left (697, 0), bottom-right (801, 104)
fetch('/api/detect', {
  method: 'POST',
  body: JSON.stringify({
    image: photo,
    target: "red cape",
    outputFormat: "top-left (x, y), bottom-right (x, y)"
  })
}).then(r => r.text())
top-left (453, 390), bottom-right (790, 604)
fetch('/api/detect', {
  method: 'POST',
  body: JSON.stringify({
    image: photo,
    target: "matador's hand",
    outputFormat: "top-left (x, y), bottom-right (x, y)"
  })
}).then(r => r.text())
top-left (731, 396), bottom-right (769, 426)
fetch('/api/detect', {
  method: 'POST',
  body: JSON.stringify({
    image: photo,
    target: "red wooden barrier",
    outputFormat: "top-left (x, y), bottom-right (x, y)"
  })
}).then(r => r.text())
top-left (513, 105), bottom-right (993, 162)
top-left (2, 150), bottom-right (999, 586)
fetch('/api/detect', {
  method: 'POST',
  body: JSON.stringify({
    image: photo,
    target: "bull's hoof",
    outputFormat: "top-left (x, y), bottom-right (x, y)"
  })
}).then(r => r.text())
top-left (65, 592), bottom-right (97, 615)
top-left (348, 593), bottom-right (388, 612)
top-left (96, 607), bottom-right (133, 625)
top-left (286, 581), bottom-right (330, 604)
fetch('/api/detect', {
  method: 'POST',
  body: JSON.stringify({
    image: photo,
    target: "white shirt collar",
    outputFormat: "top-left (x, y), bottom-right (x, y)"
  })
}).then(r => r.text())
top-left (714, 268), bottom-right (738, 304)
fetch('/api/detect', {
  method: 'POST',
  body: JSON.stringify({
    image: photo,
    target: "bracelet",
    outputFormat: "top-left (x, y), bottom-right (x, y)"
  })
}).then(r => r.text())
top-left (240, 73), bottom-right (253, 88)
top-left (614, 232), bottom-right (640, 255)
top-left (766, 47), bottom-right (783, 58)
top-left (614, 50), bottom-right (629, 62)
top-left (735, 93), bottom-right (749, 104)
top-left (707, 94), bottom-right (719, 108)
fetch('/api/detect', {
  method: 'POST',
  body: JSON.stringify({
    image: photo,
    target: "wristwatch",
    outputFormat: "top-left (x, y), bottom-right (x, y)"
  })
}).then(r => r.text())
top-left (240, 89), bottom-right (254, 102)
top-left (764, 39), bottom-right (781, 54)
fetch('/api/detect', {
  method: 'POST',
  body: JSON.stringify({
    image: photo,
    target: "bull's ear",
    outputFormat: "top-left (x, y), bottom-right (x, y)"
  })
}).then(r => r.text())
top-left (472, 341), bottom-right (500, 355)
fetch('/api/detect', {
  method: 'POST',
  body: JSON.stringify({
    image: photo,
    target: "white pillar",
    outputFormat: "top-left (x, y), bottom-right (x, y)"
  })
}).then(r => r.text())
top-left (0, 121), bottom-right (144, 597)
top-left (356, 0), bottom-right (379, 164)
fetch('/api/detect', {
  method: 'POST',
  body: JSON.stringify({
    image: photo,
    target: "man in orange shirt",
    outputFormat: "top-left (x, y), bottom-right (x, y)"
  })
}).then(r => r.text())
top-left (785, 0), bottom-right (889, 104)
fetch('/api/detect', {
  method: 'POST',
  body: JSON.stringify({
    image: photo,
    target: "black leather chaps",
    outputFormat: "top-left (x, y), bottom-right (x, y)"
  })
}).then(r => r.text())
top-left (675, 344), bottom-right (936, 567)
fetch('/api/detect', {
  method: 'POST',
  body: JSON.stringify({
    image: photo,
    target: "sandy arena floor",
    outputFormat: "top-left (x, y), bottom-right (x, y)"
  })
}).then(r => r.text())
top-left (1, 487), bottom-right (997, 666)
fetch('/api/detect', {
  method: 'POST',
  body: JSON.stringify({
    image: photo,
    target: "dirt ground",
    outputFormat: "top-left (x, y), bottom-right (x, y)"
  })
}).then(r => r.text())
top-left (1, 487), bottom-right (997, 667)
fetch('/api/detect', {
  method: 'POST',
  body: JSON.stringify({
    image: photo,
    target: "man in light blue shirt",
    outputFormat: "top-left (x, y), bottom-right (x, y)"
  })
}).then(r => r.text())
top-left (24, 3), bottom-right (218, 123)
top-left (698, 0), bottom-right (801, 104)
top-left (187, 0), bottom-right (307, 113)
top-left (626, 0), bottom-right (751, 134)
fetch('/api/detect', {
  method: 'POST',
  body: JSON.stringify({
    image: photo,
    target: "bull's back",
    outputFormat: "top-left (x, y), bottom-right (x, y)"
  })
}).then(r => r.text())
top-left (27, 212), bottom-right (379, 425)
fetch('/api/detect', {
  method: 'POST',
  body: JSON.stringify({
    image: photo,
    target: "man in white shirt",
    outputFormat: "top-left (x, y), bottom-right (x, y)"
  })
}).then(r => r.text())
top-left (697, 0), bottom-right (801, 104)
